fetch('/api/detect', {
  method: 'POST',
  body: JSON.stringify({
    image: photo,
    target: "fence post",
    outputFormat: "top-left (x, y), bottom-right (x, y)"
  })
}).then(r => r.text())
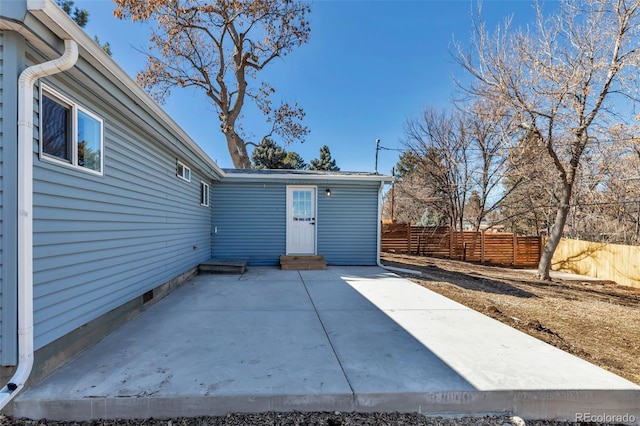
top-left (449, 227), bottom-right (454, 259)
top-left (407, 224), bottom-right (412, 254)
top-left (481, 231), bottom-right (485, 263)
top-left (512, 233), bottom-right (517, 266)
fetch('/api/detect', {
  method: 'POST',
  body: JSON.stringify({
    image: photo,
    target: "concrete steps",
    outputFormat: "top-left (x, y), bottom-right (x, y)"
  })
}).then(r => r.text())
top-left (280, 255), bottom-right (327, 270)
top-left (199, 259), bottom-right (247, 274)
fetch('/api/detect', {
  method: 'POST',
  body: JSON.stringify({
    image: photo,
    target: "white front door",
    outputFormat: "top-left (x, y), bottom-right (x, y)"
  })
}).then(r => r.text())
top-left (286, 186), bottom-right (316, 254)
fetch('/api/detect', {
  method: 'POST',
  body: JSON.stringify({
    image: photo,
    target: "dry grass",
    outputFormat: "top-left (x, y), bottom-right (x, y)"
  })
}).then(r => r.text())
top-left (381, 253), bottom-right (640, 385)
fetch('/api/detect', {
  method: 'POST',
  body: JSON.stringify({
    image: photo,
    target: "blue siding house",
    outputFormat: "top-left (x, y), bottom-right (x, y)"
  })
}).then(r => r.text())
top-left (0, 0), bottom-right (389, 408)
top-left (213, 170), bottom-right (382, 266)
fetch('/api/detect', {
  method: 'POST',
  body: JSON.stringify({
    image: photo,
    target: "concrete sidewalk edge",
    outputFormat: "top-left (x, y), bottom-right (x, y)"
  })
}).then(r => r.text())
top-left (11, 389), bottom-right (640, 424)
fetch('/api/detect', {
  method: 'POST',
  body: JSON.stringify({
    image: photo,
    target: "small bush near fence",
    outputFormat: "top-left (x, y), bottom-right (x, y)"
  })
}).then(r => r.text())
top-left (382, 223), bottom-right (541, 267)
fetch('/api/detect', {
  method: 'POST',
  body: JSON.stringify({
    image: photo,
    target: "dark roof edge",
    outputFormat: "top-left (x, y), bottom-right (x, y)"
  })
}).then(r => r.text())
top-left (221, 168), bottom-right (393, 182)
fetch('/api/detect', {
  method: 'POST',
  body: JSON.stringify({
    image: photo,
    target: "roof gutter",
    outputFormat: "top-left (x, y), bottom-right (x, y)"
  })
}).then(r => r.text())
top-left (222, 172), bottom-right (393, 183)
top-left (0, 39), bottom-right (79, 412)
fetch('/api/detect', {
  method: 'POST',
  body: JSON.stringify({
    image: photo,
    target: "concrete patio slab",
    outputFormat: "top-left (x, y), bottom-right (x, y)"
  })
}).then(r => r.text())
top-left (238, 267), bottom-right (304, 281)
top-left (345, 276), bottom-right (471, 311)
top-left (304, 279), bottom-right (380, 311)
top-left (386, 309), bottom-right (634, 390)
top-left (8, 266), bottom-right (640, 423)
top-left (173, 273), bottom-right (315, 311)
top-left (316, 309), bottom-right (474, 393)
top-left (299, 266), bottom-right (399, 281)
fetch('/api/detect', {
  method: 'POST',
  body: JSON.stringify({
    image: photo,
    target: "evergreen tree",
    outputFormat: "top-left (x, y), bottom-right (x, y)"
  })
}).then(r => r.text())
top-left (283, 151), bottom-right (307, 170)
top-left (395, 151), bottom-right (421, 179)
top-left (57, 0), bottom-right (88, 27)
top-left (94, 35), bottom-right (112, 57)
top-left (251, 139), bottom-right (287, 169)
top-left (309, 145), bottom-right (339, 171)
top-left (57, 0), bottom-right (112, 56)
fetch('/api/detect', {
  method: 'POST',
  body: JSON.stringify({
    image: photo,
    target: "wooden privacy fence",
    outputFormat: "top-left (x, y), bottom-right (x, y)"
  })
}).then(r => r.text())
top-left (552, 238), bottom-right (640, 288)
top-left (381, 224), bottom-right (541, 267)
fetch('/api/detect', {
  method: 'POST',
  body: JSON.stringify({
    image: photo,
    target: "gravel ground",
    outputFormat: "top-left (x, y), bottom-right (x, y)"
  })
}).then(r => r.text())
top-left (0, 413), bottom-right (586, 426)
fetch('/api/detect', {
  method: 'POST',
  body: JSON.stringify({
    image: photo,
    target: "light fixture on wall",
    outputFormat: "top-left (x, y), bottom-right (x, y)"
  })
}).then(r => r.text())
top-left (326, 188), bottom-right (331, 197)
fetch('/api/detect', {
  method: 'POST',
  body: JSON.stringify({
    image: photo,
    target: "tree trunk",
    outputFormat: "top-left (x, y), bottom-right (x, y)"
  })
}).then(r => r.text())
top-left (537, 181), bottom-right (573, 280)
top-left (225, 130), bottom-right (251, 169)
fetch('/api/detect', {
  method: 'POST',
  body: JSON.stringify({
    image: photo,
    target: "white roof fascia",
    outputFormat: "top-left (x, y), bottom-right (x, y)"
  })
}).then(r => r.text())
top-left (0, 19), bottom-right (25, 32)
top-left (222, 173), bottom-right (393, 183)
top-left (25, 0), bottom-right (225, 179)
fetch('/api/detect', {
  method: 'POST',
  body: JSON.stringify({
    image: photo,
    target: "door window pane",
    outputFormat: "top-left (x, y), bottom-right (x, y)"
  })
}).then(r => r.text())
top-left (292, 190), bottom-right (312, 221)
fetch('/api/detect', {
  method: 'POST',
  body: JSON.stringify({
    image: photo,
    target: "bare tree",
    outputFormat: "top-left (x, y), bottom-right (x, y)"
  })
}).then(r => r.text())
top-left (570, 126), bottom-right (640, 244)
top-left (456, 0), bottom-right (640, 279)
top-left (500, 130), bottom-right (562, 236)
top-left (114, 0), bottom-right (311, 168)
top-left (501, 123), bottom-right (640, 243)
top-left (462, 101), bottom-right (518, 231)
top-left (402, 105), bottom-right (514, 232)
top-left (404, 108), bottom-right (469, 230)
top-left (384, 151), bottom-right (445, 225)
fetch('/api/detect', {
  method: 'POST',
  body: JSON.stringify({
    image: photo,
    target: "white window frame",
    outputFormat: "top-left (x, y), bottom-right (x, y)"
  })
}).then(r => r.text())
top-left (39, 84), bottom-right (104, 176)
top-left (200, 181), bottom-right (210, 207)
top-left (176, 160), bottom-right (191, 182)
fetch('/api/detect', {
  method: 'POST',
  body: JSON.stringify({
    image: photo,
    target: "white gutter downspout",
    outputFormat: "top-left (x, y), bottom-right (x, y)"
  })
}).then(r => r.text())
top-left (376, 180), bottom-right (421, 276)
top-left (0, 39), bottom-right (78, 412)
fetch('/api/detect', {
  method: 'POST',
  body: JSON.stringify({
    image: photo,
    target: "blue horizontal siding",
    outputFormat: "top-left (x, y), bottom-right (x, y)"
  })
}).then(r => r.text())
top-left (31, 72), bottom-right (213, 350)
top-left (211, 183), bottom-right (286, 265)
top-left (0, 30), bottom-right (4, 363)
top-left (212, 182), bottom-right (380, 266)
top-left (317, 185), bottom-right (379, 265)
top-left (0, 29), bottom-right (20, 365)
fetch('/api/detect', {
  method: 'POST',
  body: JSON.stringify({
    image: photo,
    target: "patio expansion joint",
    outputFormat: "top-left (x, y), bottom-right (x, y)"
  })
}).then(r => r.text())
top-left (298, 271), bottom-right (356, 397)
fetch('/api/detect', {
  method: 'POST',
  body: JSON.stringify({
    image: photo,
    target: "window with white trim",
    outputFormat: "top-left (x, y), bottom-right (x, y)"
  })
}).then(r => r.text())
top-left (200, 181), bottom-right (210, 207)
top-left (177, 160), bottom-right (191, 182)
top-left (40, 85), bottom-right (104, 175)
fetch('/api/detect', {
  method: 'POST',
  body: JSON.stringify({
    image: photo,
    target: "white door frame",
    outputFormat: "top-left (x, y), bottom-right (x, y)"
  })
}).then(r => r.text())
top-left (286, 185), bottom-right (317, 255)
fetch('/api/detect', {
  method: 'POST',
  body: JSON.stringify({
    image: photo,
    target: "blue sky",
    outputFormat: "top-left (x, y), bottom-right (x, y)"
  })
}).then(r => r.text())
top-left (76, 0), bottom-right (539, 174)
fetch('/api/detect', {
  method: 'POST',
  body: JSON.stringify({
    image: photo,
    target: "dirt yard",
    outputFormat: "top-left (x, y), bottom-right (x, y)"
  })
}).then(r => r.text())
top-left (381, 253), bottom-right (640, 385)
